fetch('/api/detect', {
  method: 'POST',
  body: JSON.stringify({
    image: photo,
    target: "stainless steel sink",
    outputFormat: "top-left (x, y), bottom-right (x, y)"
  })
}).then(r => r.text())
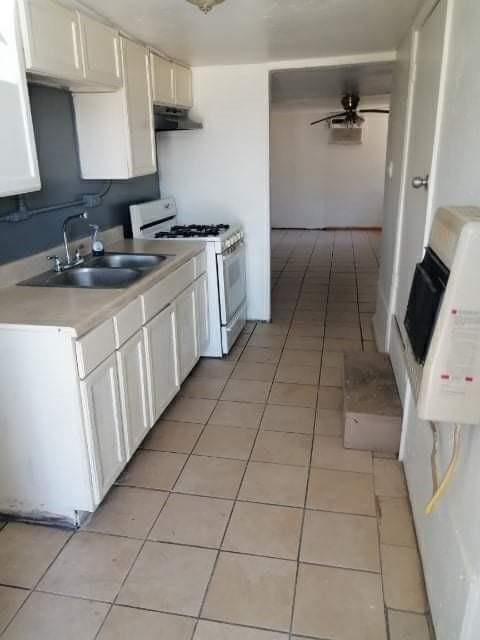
top-left (19, 267), bottom-right (143, 289)
top-left (84, 253), bottom-right (168, 271)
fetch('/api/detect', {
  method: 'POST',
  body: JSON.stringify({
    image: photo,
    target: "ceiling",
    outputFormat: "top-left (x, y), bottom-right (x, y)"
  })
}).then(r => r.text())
top-left (270, 62), bottom-right (394, 103)
top-left (82, 0), bottom-right (421, 66)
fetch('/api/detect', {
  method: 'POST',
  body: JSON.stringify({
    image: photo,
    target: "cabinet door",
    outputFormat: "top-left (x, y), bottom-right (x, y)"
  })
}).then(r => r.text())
top-left (195, 274), bottom-right (209, 356)
top-left (151, 53), bottom-right (174, 106)
top-left (80, 354), bottom-right (126, 504)
top-left (122, 37), bottom-right (156, 176)
top-left (117, 331), bottom-right (151, 459)
top-left (173, 63), bottom-right (193, 109)
top-left (176, 284), bottom-right (199, 382)
top-left (0, 1), bottom-right (40, 197)
top-left (78, 13), bottom-right (121, 88)
top-left (19, 0), bottom-right (83, 82)
top-left (144, 304), bottom-right (179, 423)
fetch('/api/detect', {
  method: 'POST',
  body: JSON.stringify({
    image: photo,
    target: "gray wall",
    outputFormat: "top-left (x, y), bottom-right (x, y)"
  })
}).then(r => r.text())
top-left (0, 84), bottom-right (160, 265)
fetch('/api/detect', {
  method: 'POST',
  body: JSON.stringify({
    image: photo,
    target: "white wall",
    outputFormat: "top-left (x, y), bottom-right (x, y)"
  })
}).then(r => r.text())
top-left (375, 1), bottom-right (480, 639)
top-left (157, 52), bottom-right (396, 322)
top-left (157, 64), bottom-right (271, 321)
top-left (270, 98), bottom-right (389, 228)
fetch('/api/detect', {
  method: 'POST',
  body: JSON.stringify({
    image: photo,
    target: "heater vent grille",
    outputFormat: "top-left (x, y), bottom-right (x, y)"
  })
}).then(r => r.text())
top-left (329, 127), bottom-right (363, 145)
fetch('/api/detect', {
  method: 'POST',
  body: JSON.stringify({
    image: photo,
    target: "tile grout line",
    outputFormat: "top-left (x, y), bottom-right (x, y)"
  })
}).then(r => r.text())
top-left (91, 403), bottom-right (214, 639)
top-left (194, 230), bottom-right (316, 637)
top-left (287, 229), bottom-right (333, 639)
top-left (0, 526), bottom-right (75, 638)
top-left (192, 341), bottom-right (272, 638)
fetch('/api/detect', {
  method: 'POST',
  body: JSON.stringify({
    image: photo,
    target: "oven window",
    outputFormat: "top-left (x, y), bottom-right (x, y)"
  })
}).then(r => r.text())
top-left (404, 248), bottom-right (449, 364)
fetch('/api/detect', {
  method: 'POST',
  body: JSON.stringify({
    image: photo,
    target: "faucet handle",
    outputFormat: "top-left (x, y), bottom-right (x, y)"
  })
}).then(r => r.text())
top-left (47, 255), bottom-right (62, 272)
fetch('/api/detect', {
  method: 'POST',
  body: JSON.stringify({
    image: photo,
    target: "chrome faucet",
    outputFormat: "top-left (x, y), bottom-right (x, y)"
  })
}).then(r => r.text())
top-left (47, 212), bottom-right (89, 272)
top-left (63, 212), bottom-right (88, 266)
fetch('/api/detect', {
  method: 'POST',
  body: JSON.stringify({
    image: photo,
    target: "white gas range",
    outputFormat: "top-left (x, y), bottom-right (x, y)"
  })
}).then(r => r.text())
top-left (130, 198), bottom-right (247, 357)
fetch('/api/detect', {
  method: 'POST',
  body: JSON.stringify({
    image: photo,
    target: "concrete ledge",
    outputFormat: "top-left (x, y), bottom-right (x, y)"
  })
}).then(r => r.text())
top-left (344, 352), bottom-right (402, 454)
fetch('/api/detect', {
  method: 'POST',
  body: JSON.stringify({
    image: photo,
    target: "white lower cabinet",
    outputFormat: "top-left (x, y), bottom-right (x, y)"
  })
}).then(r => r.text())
top-left (176, 283), bottom-right (198, 382)
top-left (144, 303), bottom-right (179, 423)
top-left (116, 330), bottom-right (151, 458)
top-left (195, 273), bottom-right (209, 355)
top-left (80, 353), bottom-right (126, 503)
top-left (0, 252), bottom-right (208, 522)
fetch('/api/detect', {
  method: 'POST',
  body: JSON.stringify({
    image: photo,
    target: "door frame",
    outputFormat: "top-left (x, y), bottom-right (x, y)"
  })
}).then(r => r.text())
top-left (385, 0), bottom-right (454, 358)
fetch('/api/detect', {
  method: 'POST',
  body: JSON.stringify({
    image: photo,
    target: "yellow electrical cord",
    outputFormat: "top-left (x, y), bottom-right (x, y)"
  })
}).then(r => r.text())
top-left (425, 424), bottom-right (462, 515)
top-left (428, 421), bottom-right (440, 491)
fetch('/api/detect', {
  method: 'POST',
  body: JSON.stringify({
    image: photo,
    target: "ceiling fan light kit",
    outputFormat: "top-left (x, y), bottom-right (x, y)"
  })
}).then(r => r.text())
top-left (186, 0), bottom-right (226, 13)
top-left (310, 92), bottom-right (390, 127)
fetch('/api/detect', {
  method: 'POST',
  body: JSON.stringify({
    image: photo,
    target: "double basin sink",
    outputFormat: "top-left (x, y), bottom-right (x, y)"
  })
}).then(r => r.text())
top-left (19, 253), bottom-right (169, 289)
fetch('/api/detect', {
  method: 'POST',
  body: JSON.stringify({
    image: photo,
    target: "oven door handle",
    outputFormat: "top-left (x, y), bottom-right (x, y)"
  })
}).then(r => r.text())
top-left (221, 240), bottom-right (244, 263)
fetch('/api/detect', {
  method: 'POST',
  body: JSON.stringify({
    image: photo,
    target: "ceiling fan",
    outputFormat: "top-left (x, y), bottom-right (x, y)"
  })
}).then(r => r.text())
top-left (310, 93), bottom-right (390, 127)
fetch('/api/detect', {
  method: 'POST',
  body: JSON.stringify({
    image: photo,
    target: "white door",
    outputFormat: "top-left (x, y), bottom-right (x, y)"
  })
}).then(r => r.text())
top-left (195, 273), bottom-right (209, 355)
top-left (151, 53), bottom-right (174, 105)
top-left (0, 1), bottom-right (40, 197)
top-left (18, 0), bottom-right (83, 82)
top-left (395, 0), bottom-right (447, 330)
top-left (117, 331), bottom-right (151, 459)
top-left (122, 37), bottom-right (156, 176)
top-left (173, 63), bottom-right (193, 109)
top-left (80, 354), bottom-right (126, 504)
top-left (144, 304), bottom-right (179, 423)
top-left (176, 284), bottom-right (199, 381)
top-left (78, 13), bottom-right (121, 88)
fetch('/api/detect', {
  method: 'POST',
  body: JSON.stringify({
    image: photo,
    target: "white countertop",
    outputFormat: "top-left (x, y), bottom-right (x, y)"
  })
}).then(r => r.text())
top-left (0, 239), bottom-right (204, 337)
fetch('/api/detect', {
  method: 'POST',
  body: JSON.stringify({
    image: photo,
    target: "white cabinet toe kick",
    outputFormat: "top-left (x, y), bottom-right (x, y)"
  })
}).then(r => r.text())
top-left (0, 251), bottom-right (208, 526)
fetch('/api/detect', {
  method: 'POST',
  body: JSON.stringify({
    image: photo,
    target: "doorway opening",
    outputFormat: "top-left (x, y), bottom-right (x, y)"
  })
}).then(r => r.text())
top-left (269, 62), bottom-right (393, 232)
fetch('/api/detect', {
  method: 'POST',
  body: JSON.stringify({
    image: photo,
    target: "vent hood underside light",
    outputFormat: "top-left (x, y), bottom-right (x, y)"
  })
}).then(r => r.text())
top-left (154, 107), bottom-right (203, 131)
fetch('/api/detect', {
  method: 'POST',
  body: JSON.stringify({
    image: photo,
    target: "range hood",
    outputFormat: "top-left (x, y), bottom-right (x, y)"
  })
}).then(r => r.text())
top-left (154, 106), bottom-right (203, 131)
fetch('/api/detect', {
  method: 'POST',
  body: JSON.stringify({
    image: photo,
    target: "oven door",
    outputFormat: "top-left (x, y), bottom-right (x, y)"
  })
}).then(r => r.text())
top-left (217, 241), bottom-right (247, 325)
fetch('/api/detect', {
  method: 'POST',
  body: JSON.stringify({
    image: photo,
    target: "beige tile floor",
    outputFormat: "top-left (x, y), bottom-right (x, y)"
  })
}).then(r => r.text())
top-left (0, 230), bottom-right (433, 640)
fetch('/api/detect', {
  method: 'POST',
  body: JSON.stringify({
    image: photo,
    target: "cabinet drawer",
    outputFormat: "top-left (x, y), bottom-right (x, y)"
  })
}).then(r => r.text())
top-left (76, 318), bottom-right (116, 378)
top-left (113, 298), bottom-right (142, 348)
top-left (194, 251), bottom-right (207, 278)
top-left (142, 259), bottom-right (195, 323)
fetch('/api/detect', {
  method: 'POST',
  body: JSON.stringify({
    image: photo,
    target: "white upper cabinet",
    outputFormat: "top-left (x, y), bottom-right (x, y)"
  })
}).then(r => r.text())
top-left (151, 53), bottom-right (174, 106)
top-left (73, 36), bottom-right (156, 179)
top-left (0, 0), bottom-right (40, 197)
top-left (78, 13), bottom-right (121, 89)
top-left (150, 54), bottom-right (193, 109)
top-left (18, 0), bottom-right (83, 83)
top-left (122, 37), bottom-right (156, 176)
top-left (173, 62), bottom-right (193, 109)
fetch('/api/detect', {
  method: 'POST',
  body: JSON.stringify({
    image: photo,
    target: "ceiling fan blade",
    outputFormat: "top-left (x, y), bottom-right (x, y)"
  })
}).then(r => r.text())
top-left (359, 109), bottom-right (390, 114)
top-left (310, 112), bottom-right (347, 126)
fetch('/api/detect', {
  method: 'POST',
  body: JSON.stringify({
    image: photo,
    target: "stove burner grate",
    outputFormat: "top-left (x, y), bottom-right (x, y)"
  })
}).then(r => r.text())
top-left (155, 223), bottom-right (231, 239)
